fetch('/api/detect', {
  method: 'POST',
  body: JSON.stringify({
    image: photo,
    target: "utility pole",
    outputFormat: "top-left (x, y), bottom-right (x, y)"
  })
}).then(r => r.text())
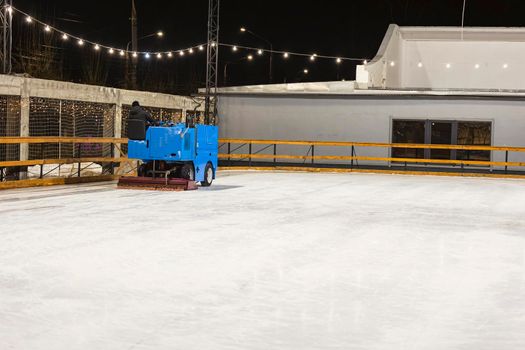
top-left (0, 0), bottom-right (12, 74)
top-left (205, 0), bottom-right (220, 125)
top-left (130, 0), bottom-right (138, 89)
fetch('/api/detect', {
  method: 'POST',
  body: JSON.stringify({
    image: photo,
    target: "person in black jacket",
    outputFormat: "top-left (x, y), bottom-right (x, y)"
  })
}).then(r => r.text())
top-left (128, 101), bottom-right (158, 126)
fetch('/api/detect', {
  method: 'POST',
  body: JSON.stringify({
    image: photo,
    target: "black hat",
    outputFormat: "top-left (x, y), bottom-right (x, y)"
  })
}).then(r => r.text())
top-left (132, 101), bottom-right (140, 107)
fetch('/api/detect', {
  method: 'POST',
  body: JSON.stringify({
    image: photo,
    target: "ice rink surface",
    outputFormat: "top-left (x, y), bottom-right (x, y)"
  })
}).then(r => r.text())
top-left (1, 171), bottom-right (525, 350)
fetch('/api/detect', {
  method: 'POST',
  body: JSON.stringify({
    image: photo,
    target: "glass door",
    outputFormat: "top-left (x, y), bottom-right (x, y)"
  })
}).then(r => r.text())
top-left (392, 120), bottom-right (426, 159)
top-left (429, 121), bottom-right (453, 160)
top-left (392, 119), bottom-right (492, 164)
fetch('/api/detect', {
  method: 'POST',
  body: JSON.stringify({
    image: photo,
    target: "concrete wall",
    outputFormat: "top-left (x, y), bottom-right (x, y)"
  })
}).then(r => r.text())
top-left (0, 75), bottom-right (201, 110)
top-left (218, 94), bottom-right (525, 170)
top-left (363, 25), bottom-right (525, 90)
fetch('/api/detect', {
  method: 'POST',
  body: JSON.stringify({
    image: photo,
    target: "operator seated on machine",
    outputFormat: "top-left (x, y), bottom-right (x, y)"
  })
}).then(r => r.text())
top-left (127, 101), bottom-right (160, 140)
top-left (129, 101), bottom-right (158, 127)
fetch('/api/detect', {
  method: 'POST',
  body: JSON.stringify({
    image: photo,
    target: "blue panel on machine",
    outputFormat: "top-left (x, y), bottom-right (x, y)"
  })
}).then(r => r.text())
top-left (148, 126), bottom-right (183, 160)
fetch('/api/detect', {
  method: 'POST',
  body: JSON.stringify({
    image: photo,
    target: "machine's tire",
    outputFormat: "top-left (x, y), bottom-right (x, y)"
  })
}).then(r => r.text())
top-left (168, 166), bottom-right (181, 179)
top-left (137, 163), bottom-right (147, 177)
top-left (180, 164), bottom-right (195, 181)
top-left (201, 163), bottom-right (214, 187)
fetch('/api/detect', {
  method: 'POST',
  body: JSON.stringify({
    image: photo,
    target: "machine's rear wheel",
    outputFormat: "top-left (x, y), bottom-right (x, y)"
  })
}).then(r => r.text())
top-left (201, 163), bottom-right (214, 187)
top-left (180, 164), bottom-right (195, 181)
top-left (168, 166), bottom-right (181, 179)
top-left (137, 163), bottom-right (148, 177)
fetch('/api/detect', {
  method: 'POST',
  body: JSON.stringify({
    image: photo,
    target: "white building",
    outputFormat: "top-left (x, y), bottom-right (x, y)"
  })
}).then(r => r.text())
top-left (217, 25), bottom-right (525, 171)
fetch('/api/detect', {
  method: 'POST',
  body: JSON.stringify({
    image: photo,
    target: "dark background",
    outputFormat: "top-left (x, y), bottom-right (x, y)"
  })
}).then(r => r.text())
top-left (10, 0), bottom-right (525, 95)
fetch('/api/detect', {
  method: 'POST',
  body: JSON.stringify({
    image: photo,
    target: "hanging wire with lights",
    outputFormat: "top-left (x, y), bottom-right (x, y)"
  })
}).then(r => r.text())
top-left (220, 43), bottom-right (369, 64)
top-left (6, 4), bottom-right (370, 65)
top-left (7, 5), bottom-right (206, 59)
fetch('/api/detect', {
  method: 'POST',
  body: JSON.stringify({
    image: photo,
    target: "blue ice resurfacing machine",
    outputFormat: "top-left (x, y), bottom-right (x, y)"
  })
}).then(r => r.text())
top-left (119, 122), bottom-right (218, 190)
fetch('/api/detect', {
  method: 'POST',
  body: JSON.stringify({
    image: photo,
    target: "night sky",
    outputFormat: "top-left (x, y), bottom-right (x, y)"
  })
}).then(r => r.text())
top-left (11, 0), bottom-right (525, 95)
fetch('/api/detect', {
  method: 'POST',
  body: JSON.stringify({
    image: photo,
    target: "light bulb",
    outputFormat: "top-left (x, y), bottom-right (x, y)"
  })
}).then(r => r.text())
top-left (78, 39), bottom-right (84, 46)
top-left (303, 69), bottom-right (309, 74)
top-left (310, 55), bottom-right (316, 61)
top-left (132, 52), bottom-right (138, 58)
top-left (474, 63), bottom-right (480, 69)
top-left (145, 53), bottom-right (151, 59)
top-left (336, 58), bottom-right (342, 64)
top-left (446, 63), bottom-right (451, 69)
top-left (503, 63), bottom-right (509, 69)
top-left (283, 52), bottom-right (289, 58)
top-left (199, 45), bottom-right (204, 51)
top-left (247, 54), bottom-right (253, 61)
top-left (167, 52), bottom-right (173, 58)
top-left (119, 50), bottom-right (125, 56)
top-left (257, 49), bottom-right (263, 55)
top-left (61, 33), bottom-right (68, 40)
top-left (94, 44), bottom-right (100, 50)
top-left (390, 61), bottom-right (395, 67)
top-left (189, 48), bottom-right (194, 54)
top-left (44, 25), bottom-right (51, 32)
top-left (232, 46), bottom-right (238, 52)
top-left (108, 48), bottom-right (114, 54)
top-left (26, 16), bottom-right (32, 23)
top-left (417, 62), bottom-right (423, 68)
top-left (157, 53), bottom-right (162, 59)
top-left (179, 50), bottom-right (185, 56)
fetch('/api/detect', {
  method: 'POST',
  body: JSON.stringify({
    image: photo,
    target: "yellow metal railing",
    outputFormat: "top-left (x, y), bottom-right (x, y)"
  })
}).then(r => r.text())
top-left (0, 137), bottom-right (131, 189)
top-left (3, 136), bottom-right (525, 189)
top-left (218, 138), bottom-right (525, 178)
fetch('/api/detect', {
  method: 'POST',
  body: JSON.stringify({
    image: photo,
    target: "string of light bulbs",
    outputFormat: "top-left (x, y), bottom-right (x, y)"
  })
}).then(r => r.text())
top-left (5, 4), bottom-right (370, 64)
top-left (6, 5), bottom-right (206, 58)
top-left (221, 43), bottom-right (368, 64)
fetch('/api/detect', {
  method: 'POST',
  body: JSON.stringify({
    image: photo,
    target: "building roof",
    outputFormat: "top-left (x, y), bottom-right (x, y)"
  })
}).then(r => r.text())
top-left (363, 24), bottom-right (525, 91)
top-left (215, 82), bottom-right (525, 99)
top-left (214, 25), bottom-right (525, 96)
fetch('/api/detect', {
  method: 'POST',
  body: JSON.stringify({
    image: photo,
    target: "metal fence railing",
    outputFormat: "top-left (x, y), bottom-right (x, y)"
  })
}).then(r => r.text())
top-left (218, 138), bottom-right (525, 179)
top-left (0, 137), bottom-right (131, 189)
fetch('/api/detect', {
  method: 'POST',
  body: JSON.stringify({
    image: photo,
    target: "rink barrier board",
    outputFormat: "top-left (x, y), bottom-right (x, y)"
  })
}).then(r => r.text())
top-left (0, 175), bottom-right (119, 190)
top-left (218, 166), bottom-right (525, 180)
top-left (218, 153), bottom-right (525, 168)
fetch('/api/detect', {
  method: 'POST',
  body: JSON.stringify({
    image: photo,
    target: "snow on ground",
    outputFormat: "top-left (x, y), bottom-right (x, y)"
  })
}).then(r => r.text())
top-left (1, 171), bottom-right (525, 350)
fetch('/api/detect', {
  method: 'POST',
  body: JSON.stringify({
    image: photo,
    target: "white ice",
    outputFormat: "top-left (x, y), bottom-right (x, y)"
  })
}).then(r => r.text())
top-left (1, 171), bottom-right (525, 349)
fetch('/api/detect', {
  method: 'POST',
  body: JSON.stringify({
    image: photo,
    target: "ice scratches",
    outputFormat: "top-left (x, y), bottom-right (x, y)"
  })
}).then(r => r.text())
top-left (197, 184), bottom-right (243, 191)
top-left (0, 188), bottom-right (114, 203)
top-left (0, 205), bottom-right (64, 214)
top-left (0, 271), bottom-right (29, 291)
